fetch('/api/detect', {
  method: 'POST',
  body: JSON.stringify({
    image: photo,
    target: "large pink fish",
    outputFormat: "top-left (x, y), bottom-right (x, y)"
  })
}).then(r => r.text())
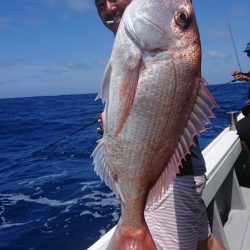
top-left (92, 0), bottom-right (216, 249)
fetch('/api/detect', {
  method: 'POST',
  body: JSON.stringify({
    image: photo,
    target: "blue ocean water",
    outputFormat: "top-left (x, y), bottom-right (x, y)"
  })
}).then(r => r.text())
top-left (0, 83), bottom-right (249, 250)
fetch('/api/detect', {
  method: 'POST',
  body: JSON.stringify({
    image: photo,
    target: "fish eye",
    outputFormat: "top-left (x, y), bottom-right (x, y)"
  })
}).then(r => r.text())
top-left (174, 10), bottom-right (190, 29)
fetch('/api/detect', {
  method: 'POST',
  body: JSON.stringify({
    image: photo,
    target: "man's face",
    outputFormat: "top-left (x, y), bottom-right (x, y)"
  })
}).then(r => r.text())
top-left (95, 0), bottom-right (131, 34)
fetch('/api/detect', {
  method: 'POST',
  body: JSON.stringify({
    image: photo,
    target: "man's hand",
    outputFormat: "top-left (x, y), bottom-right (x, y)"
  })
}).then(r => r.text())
top-left (232, 71), bottom-right (250, 81)
top-left (235, 74), bottom-right (250, 81)
top-left (232, 70), bottom-right (241, 76)
top-left (97, 113), bottom-right (104, 135)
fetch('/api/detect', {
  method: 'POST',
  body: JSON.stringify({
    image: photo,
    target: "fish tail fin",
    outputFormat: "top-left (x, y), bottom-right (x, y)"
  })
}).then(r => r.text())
top-left (107, 222), bottom-right (156, 250)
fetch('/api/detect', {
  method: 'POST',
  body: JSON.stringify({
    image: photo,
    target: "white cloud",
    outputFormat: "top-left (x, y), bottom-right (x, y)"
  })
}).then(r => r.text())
top-left (65, 0), bottom-right (93, 12)
top-left (61, 62), bottom-right (91, 70)
top-left (0, 59), bottom-right (21, 68)
top-left (205, 50), bottom-right (230, 60)
top-left (0, 16), bottom-right (13, 29)
top-left (230, 7), bottom-right (248, 19)
top-left (95, 60), bottom-right (107, 66)
top-left (42, 67), bottom-right (66, 75)
top-left (206, 26), bottom-right (230, 40)
top-left (44, 0), bottom-right (94, 12)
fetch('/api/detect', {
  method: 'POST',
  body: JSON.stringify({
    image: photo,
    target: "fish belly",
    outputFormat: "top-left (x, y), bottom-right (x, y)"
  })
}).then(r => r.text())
top-left (105, 52), bottom-right (200, 207)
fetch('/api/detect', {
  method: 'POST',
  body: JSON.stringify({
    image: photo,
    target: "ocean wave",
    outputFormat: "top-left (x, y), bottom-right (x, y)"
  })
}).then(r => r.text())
top-left (0, 193), bottom-right (79, 207)
top-left (0, 87), bottom-right (247, 250)
top-left (80, 210), bottom-right (102, 218)
top-left (18, 172), bottom-right (67, 186)
top-left (0, 220), bottom-right (34, 230)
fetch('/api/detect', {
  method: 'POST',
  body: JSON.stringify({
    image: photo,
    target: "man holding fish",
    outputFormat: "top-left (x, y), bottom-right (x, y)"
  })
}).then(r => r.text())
top-left (232, 42), bottom-right (250, 84)
top-left (94, 0), bottom-right (225, 249)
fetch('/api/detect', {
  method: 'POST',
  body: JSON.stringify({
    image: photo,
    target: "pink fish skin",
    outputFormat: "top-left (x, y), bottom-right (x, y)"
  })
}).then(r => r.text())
top-left (92, 0), bottom-right (217, 249)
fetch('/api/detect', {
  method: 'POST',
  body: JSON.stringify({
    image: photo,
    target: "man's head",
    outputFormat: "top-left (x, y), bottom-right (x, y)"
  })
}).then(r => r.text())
top-left (95, 0), bottom-right (131, 34)
top-left (242, 99), bottom-right (250, 116)
top-left (244, 42), bottom-right (250, 58)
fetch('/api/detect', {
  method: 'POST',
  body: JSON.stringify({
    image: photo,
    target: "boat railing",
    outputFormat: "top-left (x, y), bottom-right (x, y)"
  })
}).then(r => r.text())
top-left (88, 113), bottom-right (246, 250)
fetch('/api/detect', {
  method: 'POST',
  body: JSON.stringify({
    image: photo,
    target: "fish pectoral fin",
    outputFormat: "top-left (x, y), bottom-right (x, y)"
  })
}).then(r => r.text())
top-left (115, 59), bottom-right (145, 136)
top-left (146, 78), bottom-right (217, 207)
top-left (95, 60), bottom-right (112, 103)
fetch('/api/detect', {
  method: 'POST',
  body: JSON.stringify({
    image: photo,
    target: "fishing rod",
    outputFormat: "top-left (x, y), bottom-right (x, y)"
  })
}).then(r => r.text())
top-left (221, 1), bottom-right (242, 73)
top-left (41, 119), bottom-right (98, 152)
top-left (1, 119), bottom-right (98, 171)
top-left (221, 0), bottom-right (248, 92)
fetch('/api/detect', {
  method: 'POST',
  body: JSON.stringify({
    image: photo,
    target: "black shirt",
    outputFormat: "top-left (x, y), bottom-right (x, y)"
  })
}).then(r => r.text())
top-left (237, 114), bottom-right (250, 146)
top-left (178, 136), bottom-right (206, 176)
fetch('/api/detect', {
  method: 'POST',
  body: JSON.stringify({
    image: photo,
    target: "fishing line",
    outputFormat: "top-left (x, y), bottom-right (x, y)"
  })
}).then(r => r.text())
top-left (41, 119), bottom-right (98, 152)
top-left (209, 79), bottom-right (236, 92)
top-left (1, 119), bottom-right (98, 171)
top-left (221, 1), bottom-right (242, 73)
top-left (221, 0), bottom-right (248, 94)
top-left (204, 2), bottom-right (247, 95)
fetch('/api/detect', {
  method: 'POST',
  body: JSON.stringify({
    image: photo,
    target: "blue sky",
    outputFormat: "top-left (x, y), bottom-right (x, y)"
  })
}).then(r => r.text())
top-left (0, 0), bottom-right (250, 99)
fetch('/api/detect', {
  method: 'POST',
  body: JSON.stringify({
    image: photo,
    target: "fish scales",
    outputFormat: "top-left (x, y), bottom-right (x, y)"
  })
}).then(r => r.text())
top-left (92, 0), bottom-right (217, 249)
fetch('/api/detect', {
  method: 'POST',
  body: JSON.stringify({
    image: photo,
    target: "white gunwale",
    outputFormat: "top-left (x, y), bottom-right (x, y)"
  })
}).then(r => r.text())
top-left (88, 113), bottom-right (249, 250)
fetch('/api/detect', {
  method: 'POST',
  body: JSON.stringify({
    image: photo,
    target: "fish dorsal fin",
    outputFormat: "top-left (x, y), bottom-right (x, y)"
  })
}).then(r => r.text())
top-left (146, 79), bottom-right (218, 207)
top-left (115, 59), bottom-right (144, 136)
top-left (95, 60), bottom-right (112, 103)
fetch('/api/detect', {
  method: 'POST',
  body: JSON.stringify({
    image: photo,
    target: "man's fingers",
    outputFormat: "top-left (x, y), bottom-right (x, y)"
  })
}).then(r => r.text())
top-left (232, 70), bottom-right (241, 76)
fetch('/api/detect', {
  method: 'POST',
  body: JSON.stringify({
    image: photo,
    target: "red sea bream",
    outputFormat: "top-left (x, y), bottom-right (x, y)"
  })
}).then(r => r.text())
top-left (92, 0), bottom-right (217, 249)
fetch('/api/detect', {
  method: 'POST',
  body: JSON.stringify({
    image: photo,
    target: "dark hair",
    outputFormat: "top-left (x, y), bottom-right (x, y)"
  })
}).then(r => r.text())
top-left (244, 42), bottom-right (250, 52)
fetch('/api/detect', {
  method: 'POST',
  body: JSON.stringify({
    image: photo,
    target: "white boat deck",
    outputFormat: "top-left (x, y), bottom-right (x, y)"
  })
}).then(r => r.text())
top-left (224, 187), bottom-right (250, 250)
top-left (88, 113), bottom-right (250, 250)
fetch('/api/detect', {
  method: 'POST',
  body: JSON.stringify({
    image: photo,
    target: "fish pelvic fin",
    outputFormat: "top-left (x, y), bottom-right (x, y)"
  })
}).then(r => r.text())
top-left (91, 139), bottom-right (118, 195)
top-left (107, 221), bottom-right (157, 250)
top-left (115, 59), bottom-right (145, 137)
top-left (146, 78), bottom-right (218, 207)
